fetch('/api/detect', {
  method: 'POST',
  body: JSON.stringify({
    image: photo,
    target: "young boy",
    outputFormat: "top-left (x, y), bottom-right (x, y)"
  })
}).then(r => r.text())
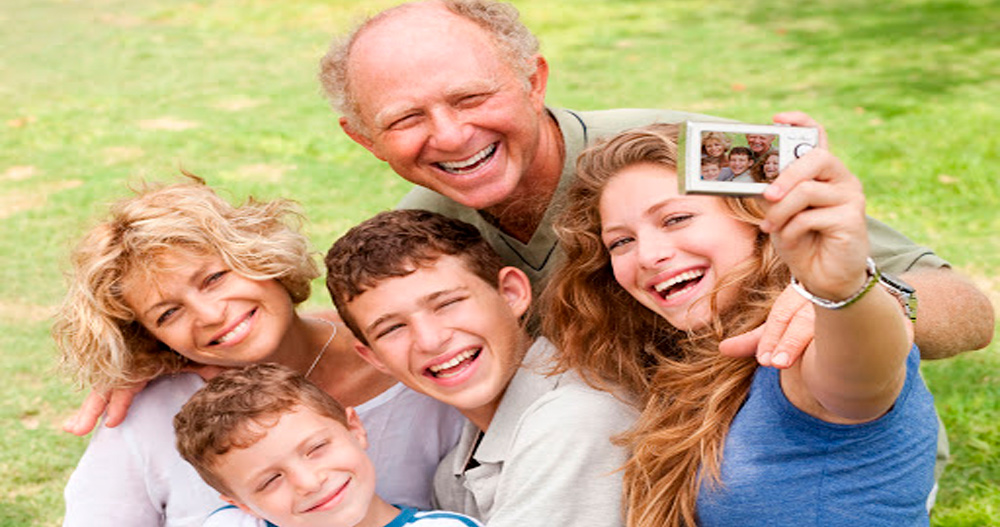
top-left (718, 146), bottom-right (754, 182)
top-left (324, 209), bottom-right (635, 527)
top-left (174, 363), bottom-right (482, 527)
top-left (701, 156), bottom-right (723, 180)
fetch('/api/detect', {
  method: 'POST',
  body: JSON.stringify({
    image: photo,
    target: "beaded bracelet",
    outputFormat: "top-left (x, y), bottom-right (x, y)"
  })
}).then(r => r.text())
top-left (790, 257), bottom-right (880, 311)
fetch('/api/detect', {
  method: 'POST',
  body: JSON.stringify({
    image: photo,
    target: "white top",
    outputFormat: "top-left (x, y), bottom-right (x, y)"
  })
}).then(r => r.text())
top-left (63, 374), bottom-right (466, 526)
top-left (204, 505), bottom-right (484, 527)
top-left (433, 338), bottom-right (637, 527)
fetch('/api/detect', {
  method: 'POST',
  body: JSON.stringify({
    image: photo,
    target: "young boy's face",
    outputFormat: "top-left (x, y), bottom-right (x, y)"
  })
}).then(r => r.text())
top-left (347, 255), bottom-right (532, 430)
top-left (728, 153), bottom-right (751, 174)
top-left (215, 406), bottom-right (377, 527)
top-left (701, 162), bottom-right (721, 180)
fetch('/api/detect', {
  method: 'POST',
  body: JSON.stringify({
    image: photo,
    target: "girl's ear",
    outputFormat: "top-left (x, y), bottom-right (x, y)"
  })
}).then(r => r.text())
top-left (497, 267), bottom-right (532, 318)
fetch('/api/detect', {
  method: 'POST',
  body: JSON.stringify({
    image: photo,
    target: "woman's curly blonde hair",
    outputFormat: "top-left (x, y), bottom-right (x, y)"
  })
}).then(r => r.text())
top-left (52, 175), bottom-right (318, 390)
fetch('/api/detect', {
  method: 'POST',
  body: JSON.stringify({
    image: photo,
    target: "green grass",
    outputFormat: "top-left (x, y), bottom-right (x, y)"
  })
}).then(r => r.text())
top-left (1, 0), bottom-right (997, 525)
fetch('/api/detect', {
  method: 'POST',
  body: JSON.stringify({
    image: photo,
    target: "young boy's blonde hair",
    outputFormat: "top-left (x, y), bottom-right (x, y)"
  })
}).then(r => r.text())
top-left (174, 363), bottom-right (348, 496)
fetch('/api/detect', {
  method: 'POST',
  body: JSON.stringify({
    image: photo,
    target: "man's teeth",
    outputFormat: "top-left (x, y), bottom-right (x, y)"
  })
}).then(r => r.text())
top-left (215, 317), bottom-right (250, 344)
top-left (653, 269), bottom-right (705, 297)
top-left (428, 349), bottom-right (479, 376)
top-left (437, 143), bottom-right (496, 173)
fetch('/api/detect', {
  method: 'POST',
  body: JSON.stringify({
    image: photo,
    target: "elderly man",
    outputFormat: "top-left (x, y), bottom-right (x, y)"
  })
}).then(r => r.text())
top-left (319, 0), bottom-right (992, 361)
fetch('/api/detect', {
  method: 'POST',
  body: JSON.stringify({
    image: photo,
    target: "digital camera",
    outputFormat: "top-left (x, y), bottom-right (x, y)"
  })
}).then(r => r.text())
top-left (678, 121), bottom-right (819, 196)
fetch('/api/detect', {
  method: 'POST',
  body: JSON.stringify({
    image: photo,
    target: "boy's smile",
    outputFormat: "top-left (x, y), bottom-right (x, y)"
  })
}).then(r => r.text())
top-left (347, 255), bottom-right (532, 430)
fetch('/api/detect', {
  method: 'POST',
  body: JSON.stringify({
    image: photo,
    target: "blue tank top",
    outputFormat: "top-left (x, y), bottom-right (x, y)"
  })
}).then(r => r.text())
top-left (697, 346), bottom-right (936, 526)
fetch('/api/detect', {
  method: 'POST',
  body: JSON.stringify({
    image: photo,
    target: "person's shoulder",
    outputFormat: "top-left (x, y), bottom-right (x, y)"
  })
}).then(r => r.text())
top-left (566, 107), bottom-right (734, 138)
top-left (386, 507), bottom-right (483, 527)
top-left (127, 373), bottom-right (205, 418)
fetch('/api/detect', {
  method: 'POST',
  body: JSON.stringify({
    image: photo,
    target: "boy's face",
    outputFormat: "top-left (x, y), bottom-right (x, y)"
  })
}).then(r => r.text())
top-left (729, 153), bottom-right (751, 174)
top-left (701, 162), bottom-right (721, 180)
top-left (216, 406), bottom-right (377, 527)
top-left (347, 255), bottom-right (532, 430)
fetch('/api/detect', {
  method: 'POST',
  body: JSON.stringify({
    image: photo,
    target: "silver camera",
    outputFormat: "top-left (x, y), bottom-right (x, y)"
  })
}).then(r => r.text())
top-left (678, 121), bottom-right (819, 196)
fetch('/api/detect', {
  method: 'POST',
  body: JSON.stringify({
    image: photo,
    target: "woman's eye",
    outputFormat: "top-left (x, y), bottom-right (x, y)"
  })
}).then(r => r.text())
top-left (204, 270), bottom-right (228, 287)
top-left (155, 307), bottom-right (178, 327)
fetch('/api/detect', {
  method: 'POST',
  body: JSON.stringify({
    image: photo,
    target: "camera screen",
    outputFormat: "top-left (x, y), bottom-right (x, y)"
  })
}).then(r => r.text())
top-left (699, 131), bottom-right (780, 184)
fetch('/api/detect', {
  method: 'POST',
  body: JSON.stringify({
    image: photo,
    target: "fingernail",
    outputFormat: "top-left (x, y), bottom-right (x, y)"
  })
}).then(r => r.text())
top-left (764, 183), bottom-right (782, 200)
top-left (758, 352), bottom-right (772, 365)
top-left (774, 352), bottom-right (790, 367)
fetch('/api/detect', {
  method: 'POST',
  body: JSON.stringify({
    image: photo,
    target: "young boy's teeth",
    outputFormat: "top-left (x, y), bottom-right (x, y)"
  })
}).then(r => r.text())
top-left (437, 143), bottom-right (496, 173)
top-left (428, 349), bottom-right (479, 376)
top-left (215, 318), bottom-right (250, 344)
top-left (653, 269), bottom-right (705, 294)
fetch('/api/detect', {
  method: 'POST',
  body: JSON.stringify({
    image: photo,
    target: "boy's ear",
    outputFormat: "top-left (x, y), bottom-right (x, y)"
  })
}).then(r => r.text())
top-left (354, 341), bottom-right (392, 375)
top-left (339, 117), bottom-right (383, 161)
top-left (497, 267), bottom-right (532, 318)
top-left (344, 407), bottom-right (369, 450)
top-left (220, 495), bottom-right (259, 518)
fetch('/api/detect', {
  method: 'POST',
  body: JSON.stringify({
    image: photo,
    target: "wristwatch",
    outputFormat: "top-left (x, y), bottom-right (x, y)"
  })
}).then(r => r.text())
top-left (878, 270), bottom-right (918, 324)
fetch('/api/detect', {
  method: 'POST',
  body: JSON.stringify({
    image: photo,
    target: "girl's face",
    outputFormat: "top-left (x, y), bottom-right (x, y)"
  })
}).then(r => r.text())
top-left (705, 138), bottom-right (726, 158)
top-left (763, 154), bottom-right (780, 180)
top-left (123, 250), bottom-right (295, 367)
top-left (599, 163), bottom-right (758, 330)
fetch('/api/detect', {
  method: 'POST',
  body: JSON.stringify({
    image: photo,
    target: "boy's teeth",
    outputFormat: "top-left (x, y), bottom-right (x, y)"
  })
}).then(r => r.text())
top-left (653, 269), bottom-right (705, 293)
top-left (438, 143), bottom-right (496, 173)
top-left (216, 318), bottom-right (250, 344)
top-left (428, 349), bottom-right (479, 374)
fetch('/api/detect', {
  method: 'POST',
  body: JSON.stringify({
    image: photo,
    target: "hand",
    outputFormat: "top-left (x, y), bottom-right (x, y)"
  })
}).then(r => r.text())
top-left (62, 383), bottom-right (147, 436)
top-left (720, 285), bottom-right (815, 368)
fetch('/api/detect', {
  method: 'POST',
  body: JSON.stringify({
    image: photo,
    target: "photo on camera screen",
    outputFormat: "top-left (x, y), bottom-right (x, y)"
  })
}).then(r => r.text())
top-left (678, 121), bottom-right (818, 196)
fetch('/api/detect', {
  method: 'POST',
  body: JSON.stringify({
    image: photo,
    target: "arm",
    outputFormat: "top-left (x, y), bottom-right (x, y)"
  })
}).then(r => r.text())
top-left (762, 132), bottom-right (911, 421)
top-left (902, 267), bottom-right (995, 359)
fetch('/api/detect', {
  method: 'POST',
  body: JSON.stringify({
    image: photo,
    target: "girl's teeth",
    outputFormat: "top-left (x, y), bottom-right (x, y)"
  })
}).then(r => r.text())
top-left (653, 269), bottom-right (705, 293)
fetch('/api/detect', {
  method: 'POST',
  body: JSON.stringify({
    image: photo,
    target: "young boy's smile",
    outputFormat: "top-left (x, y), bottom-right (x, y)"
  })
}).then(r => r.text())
top-left (347, 255), bottom-right (532, 430)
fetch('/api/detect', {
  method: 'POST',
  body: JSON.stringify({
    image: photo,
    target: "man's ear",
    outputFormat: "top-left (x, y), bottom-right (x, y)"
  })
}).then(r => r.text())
top-left (220, 495), bottom-right (259, 518)
top-left (339, 117), bottom-right (384, 160)
top-left (527, 55), bottom-right (549, 111)
top-left (497, 267), bottom-right (532, 318)
top-left (354, 341), bottom-right (392, 375)
top-left (343, 407), bottom-right (369, 450)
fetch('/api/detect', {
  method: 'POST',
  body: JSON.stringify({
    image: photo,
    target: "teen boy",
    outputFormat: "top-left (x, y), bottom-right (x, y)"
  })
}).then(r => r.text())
top-left (325, 210), bottom-right (635, 527)
top-left (173, 363), bottom-right (482, 527)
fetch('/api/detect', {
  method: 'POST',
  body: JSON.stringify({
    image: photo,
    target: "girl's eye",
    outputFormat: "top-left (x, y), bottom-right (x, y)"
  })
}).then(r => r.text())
top-left (664, 214), bottom-right (693, 227)
top-left (606, 236), bottom-right (634, 252)
top-left (155, 307), bottom-right (178, 327)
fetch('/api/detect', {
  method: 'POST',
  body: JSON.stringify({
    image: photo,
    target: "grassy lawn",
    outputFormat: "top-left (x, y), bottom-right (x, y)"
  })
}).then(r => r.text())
top-left (1, 0), bottom-right (997, 525)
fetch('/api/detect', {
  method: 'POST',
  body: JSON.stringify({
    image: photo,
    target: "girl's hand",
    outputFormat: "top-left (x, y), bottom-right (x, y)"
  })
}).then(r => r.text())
top-left (759, 114), bottom-right (869, 301)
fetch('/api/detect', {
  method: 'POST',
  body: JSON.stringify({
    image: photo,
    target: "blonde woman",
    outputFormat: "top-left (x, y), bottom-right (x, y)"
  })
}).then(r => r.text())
top-left (543, 122), bottom-right (939, 526)
top-left (55, 177), bottom-right (463, 526)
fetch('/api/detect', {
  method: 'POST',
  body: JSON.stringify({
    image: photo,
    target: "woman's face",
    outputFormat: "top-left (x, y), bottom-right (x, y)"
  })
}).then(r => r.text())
top-left (705, 138), bottom-right (726, 158)
top-left (122, 250), bottom-right (295, 366)
top-left (598, 163), bottom-right (758, 330)
top-left (763, 154), bottom-right (780, 180)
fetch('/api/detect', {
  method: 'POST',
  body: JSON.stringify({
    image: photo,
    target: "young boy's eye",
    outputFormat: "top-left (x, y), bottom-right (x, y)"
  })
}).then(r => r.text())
top-left (307, 441), bottom-right (328, 457)
top-left (375, 323), bottom-right (404, 340)
top-left (257, 473), bottom-right (281, 493)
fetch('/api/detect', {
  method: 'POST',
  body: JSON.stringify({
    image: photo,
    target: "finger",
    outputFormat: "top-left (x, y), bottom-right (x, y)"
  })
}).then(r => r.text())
top-left (757, 286), bottom-right (813, 368)
top-left (103, 382), bottom-right (146, 428)
top-left (61, 390), bottom-right (110, 436)
top-left (764, 149), bottom-right (845, 202)
top-left (767, 303), bottom-right (816, 369)
top-left (763, 180), bottom-right (853, 235)
top-left (719, 325), bottom-right (765, 358)
top-left (771, 111), bottom-right (829, 149)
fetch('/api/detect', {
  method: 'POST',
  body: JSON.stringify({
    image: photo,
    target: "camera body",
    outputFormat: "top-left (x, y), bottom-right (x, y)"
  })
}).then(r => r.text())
top-left (678, 121), bottom-right (819, 196)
